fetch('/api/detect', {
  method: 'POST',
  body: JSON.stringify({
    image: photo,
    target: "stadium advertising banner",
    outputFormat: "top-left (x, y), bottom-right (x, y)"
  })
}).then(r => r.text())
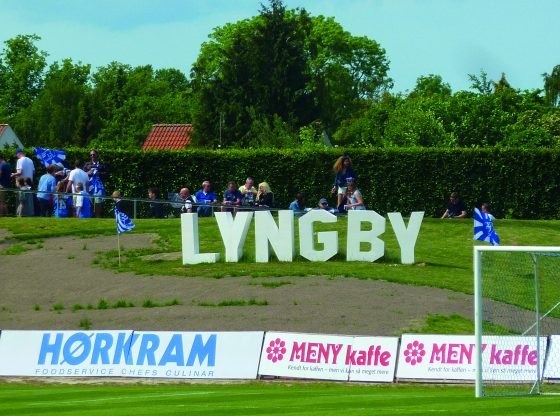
top-left (0, 330), bottom-right (264, 379)
top-left (543, 335), bottom-right (560, 379)
top-left (397, 334), bottom-right (547, 381)
top-left (258, 332), bottom-right (399, 382)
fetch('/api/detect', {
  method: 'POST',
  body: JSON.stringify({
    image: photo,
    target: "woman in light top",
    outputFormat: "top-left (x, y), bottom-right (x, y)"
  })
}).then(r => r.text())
top-left (344, 181), bottom-right (366, 211)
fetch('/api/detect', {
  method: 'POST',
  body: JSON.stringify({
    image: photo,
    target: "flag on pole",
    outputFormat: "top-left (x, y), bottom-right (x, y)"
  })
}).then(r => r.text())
top-left (33, 147), bottom-right (66, 167)
top-left (473, 208), bottom-right (500, 246)
top-left (115, 207), bottom-right (135, 234)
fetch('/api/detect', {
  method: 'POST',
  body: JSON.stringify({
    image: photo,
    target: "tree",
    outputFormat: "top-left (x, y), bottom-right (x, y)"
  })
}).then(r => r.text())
top-left (0, 34), bottom-right (47, 119)
top-left (468, 70), bottom-right (493, 95)
top-left (543, 65), bottom-right (560, 107)
top-left (410, 74), bottom-right (451, 97)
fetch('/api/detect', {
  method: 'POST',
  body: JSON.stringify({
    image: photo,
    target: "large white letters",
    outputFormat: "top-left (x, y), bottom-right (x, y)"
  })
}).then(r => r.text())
top-left (298, 209), bottom-right (338, 262)
top-left (181, 210), bottom-right (424, 264)
top-left (346, 210), bottom-right (386, 262)
top-left (388, 211), bottom-right (424, 264)
top-left (181, 213), bottom-right (219, 264)
top-left (255, 210), bottom-right (295, 262)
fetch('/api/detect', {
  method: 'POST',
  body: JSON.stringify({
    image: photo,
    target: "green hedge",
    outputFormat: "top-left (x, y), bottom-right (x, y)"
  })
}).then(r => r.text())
top-left (9, 147), bottom-right (560, 219)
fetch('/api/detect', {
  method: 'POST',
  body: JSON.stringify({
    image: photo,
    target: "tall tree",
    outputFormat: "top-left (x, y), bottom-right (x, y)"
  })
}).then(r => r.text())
top-left (543, 65), bottom-right (560, 107)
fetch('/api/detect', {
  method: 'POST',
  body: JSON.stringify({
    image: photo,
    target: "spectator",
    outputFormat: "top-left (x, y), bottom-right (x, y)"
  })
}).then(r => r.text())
top-left (84, 149), bottom-right (108, 218)
top-left (16, 177), bottom-right (34, 217)
top-left (481, 202), bottom-right (496, 220)
top-left (54, 180), bottom-right (72, 218)
top-left (178, 187), bottom-right (197, 214)
top-left (11, 148), bottom-right (35, 185)
top-left (112, 190), bottom-right (125, 212)
top-left (148, 187), bottom-right (164, 218)
top-left (331, 155), bottom-right (357, 208)
top-left (318, 197), bottom-right (338, 215)
top-left (221, 181), bottom-right (242, 213)
top-left (66, 159), bottom-right (90, 195)
top-left (75, 183), bottom-right (91, 218)
top-left (255, 181), bottom-right (274, 208)
top-left (195, 180), bottom-right (218, 217)
top-left (442, 192), bottom-right (467, 219)
top-left (344, 181), bottom-right (366, 211)
top-left (0, 152), bottom-right (11, 216)
top-left (289, 193), bottom-right (306, 212)
top-left (37, 164), bottom-right (57, 217)
top-left (239, 177), bottom-right (257, 206)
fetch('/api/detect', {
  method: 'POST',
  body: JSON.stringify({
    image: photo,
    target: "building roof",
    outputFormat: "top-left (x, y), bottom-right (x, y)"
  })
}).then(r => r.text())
top-left (0, 124), bottom-right (9, 136)
top-left (142, 124), bottom-right (193, 150)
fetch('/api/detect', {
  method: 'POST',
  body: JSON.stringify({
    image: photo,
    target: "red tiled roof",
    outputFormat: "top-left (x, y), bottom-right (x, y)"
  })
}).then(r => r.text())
top-left (0, 124), bottom-right (8, 136)
top-left (142, 124), bottom-right (193, 150)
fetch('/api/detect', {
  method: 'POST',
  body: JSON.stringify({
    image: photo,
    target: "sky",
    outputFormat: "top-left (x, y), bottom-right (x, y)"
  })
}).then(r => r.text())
top-left (0, 0), bottom-right (558, 93)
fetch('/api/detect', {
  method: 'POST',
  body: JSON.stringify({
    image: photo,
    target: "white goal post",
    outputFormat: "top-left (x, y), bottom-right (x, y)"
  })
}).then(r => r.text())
top-left (474, 246), bottom-right (560, 398)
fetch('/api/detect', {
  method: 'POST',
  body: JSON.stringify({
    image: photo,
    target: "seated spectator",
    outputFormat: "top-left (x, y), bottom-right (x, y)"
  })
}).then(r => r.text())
top-left (239, 177), bottom-right (257, 206)
top-left (178, 187), bottom-right (197, 214)
top-left (289, 193), bottom-right (306, 213)
top-left (442, 192), bottom-right (467, 219)
top-left (75, 183), bottom-right (91, 218)
top-left (16, 177), bottom-right (34, 217)
top-left (317, 198), bottom-right (338, 215)
top-left (54, 180), bottom-right (72, 218)
top-left (148, 187), bottom-right (164, 219)
top-left (343, 181), bottom-right (366, 211)
top-left (255, 182), bottom-right (273, 208)
top-left (221, 180), bottom-right (242, 213)
top-left (195, 180), bottom-right (218, 217)
top-left (481, 202), bottom-right (495, 220)
top-left (37, 164), bottom-right (57, 217)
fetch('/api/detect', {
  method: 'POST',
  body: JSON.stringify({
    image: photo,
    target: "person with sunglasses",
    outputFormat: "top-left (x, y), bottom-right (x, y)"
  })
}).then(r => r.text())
top-left (84, 149), bottom-right (108, 218)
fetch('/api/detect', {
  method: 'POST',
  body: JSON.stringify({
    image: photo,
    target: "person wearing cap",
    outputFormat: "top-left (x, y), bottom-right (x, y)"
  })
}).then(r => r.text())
top-left (318, 198), bottom-right (338, 214)
top-left (11, 148), bottom-right (35, 184)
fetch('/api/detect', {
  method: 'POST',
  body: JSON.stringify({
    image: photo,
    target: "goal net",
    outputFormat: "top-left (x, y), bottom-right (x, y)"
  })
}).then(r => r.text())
top-left (474, 246), bottom-right (560, 397)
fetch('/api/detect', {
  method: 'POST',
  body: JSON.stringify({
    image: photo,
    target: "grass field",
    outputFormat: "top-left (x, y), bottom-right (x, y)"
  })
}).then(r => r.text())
top-left (1, 382), bottom-right (559, 415)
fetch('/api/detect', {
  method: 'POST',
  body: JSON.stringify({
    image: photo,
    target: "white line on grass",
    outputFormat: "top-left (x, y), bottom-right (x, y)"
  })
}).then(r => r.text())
top-left (27, 391), bottom-right (216, 406)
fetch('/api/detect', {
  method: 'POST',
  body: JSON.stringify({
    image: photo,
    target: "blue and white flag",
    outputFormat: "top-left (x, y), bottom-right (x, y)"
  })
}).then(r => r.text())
top-left (33, 147), bottom-right (66, 168)
top-left (115, 207), bottom-right (135, 234)
top-left (473, 207), bottom-right (500, 246)
top-left (89, 175), bottom-right (105, 196)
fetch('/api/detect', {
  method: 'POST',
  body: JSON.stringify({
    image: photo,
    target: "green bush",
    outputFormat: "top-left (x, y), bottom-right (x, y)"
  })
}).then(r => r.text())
top-left (10, 146), bottom-right (560, 219)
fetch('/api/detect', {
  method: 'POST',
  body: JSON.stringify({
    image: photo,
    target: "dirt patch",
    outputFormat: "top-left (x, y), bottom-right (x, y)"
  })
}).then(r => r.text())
top-left (0, 232), bottom-right (475, 335)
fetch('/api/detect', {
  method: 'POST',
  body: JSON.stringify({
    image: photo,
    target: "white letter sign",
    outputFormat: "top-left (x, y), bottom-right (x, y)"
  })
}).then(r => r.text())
top-left (346, 210), bottom-right (386, 262)
top-left (181, 213), bottom-right (219, 264)
top-left (298, 210), bottom-right (338, 262)
top-left (255, 210), bottom-right (295, 262)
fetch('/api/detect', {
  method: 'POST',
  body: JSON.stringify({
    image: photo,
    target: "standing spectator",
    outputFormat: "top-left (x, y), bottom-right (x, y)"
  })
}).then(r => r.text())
top-left (66, 160), bottom-right (90, 195)
top-left (16, 177), bottom-right (34, 217)
top-left (255, 182), bottom-right (274, 208)
top-left (84, 149), bottom-right (108, 218)
top-left (343, 181), bottom-right (366, 211)
top-left (0, 152), bottom-right (11, 216)
top-left (442, 192), bottom-right (467, 219)
top-left (148, 187), bottom-right (164, 218)
top-left (239, 177), bottom-right (257, 206)
top-left (37, 164), bottom-right (57, 217)
top-left (481, 202), bottom-right (496, 220)
top-left (75, 183), bottom-right (91, 218)
top-left (221, 181), bottom-right (242, 213)
top-left (178, 187), bottom-right (197, 214)
top-left (54, 180), bottom-right (72, 218)
top-left (289, 193), bottom-right (306, 212)
top-left (11, 148), bottom-right (35, 184)
top-left (195, 180), bottom-right (218, 217)
top-left (331, 155), bottom-right (357, 208)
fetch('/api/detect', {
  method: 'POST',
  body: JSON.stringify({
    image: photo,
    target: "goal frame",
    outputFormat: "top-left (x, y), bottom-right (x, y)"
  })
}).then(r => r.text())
top-left (474, 245), bottom-right (560, 398)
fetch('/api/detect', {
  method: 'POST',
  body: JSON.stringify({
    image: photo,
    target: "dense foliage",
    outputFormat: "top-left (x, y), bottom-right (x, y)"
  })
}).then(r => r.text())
top-left (8, 146), bottom-right (560, 219)
top-left (1, 2), bottom-right (557, 150)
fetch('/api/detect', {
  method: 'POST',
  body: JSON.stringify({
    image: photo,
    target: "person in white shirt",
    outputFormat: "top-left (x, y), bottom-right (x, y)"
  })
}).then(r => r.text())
top-left (66, 159), bottom-right (90, 195)
top-left (11, 148), bottom-right (35, 184)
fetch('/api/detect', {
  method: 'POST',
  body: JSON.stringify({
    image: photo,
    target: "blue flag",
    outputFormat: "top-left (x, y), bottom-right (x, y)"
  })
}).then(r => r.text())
top-left (115, 207), bottom-right (135, 234)
top-left (33, 147), bottom-right (66, 168)
top-left (473, 208), bottom-right (500, 246)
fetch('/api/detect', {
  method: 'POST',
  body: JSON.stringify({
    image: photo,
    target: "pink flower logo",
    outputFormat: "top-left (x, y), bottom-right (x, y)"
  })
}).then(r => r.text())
top-left (266, 338), bottom-right (287, 363)
top-left (404, 340), bottom-right (426, 366)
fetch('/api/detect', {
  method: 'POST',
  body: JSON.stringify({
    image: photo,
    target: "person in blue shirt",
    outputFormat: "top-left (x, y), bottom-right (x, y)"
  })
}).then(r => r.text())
top-left (289, 193), bottom-right (306, 212)
top-left (37, 164), bottom-right (57, 217)
top-left (75, 183), bottom-right (91, 218)
top-left (195, 180), bottom-right (218, 217)
top-left (221, 180), bottom-right (242, 214)
top-left (54, 180), bottom-right (72, 218)
top-left (331, 155), bottom-right (358, 209)
top-left (0, 152), bottom-right (12, 216)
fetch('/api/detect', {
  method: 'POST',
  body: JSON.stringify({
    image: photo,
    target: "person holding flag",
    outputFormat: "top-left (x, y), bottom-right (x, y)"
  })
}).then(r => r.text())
top-left (84, 149), bottom-right (108, 218)
top-left (474, 207), bottom-right (500, 246)
top-left (115, 198), bottom-right (135, 266)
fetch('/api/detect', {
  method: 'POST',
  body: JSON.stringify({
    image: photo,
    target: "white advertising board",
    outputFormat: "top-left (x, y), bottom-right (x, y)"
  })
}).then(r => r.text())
top-left (396, 334), bottom-right (546, 381)
top-left (258, 332), bottom-right (398, 382)
top-left (0, 330), bottom-right (264, 379)
top-left (543, 335), bottom-right (560, 379)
